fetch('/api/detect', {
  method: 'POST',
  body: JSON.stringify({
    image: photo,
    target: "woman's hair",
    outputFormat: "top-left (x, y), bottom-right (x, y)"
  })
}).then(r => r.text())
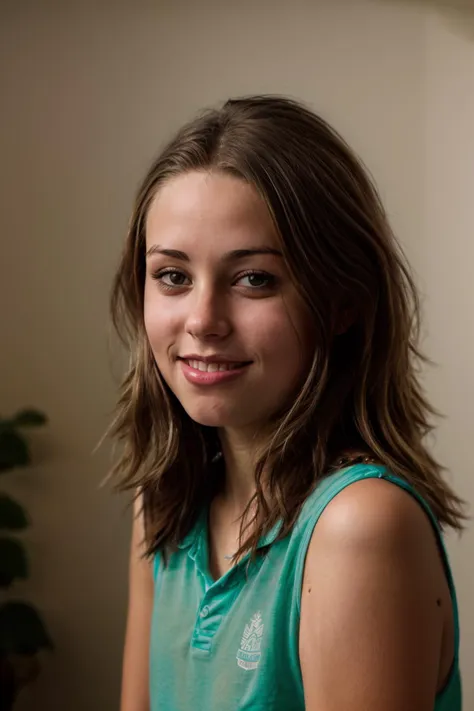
top-left (109, 95), bottom-right (465, 559)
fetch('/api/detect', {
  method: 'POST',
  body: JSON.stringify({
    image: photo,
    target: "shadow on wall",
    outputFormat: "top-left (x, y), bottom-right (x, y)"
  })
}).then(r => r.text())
top-left (373, 0), bottom-right (474, 39)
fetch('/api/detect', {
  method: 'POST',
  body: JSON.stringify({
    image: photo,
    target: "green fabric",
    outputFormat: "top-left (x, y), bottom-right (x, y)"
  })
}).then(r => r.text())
top-left (150, 464), bottom-right (461, 710)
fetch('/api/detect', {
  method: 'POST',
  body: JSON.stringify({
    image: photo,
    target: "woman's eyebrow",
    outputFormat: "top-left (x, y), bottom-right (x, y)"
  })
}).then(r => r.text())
top-left (145, 245), bottom-right (283, 261)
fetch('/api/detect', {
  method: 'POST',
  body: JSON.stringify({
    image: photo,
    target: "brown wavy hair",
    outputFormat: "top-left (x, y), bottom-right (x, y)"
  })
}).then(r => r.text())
top-left (109, 95), bottom-right (464, 559)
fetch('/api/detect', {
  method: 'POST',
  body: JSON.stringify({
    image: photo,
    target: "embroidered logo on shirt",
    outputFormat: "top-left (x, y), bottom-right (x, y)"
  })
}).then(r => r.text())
top-left (236, 611), bottom-right (264, 670)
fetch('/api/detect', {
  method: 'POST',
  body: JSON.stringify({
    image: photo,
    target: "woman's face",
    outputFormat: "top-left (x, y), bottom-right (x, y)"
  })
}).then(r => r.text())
top-left (144, 170), bottom-right (313, 433)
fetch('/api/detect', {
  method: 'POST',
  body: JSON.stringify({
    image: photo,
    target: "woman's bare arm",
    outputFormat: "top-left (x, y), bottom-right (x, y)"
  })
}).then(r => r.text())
top-left (120, 495), bottom-right (154, 711)
top-left (300, 478), bottom-right (448, 711)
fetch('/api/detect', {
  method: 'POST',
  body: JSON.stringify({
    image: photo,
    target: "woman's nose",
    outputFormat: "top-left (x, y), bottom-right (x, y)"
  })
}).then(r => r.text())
top-left (185, 289), bottom-right (232, 341)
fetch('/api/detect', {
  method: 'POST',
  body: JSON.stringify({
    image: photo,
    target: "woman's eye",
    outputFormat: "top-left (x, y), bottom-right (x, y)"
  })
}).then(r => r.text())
top-left (236, 272), bottom-right (276, 289)
top-left (154, 270), bottom-right (190, 288)
top-left (151, 269), bottom-right (276, 292)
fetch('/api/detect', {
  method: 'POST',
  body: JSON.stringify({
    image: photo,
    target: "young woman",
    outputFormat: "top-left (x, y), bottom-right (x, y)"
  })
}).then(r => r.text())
top-left (111, 96), bottom-right (463, 711)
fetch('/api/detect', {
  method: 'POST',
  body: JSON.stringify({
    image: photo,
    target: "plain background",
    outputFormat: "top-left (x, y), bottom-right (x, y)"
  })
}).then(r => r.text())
top-left (1, 0), bottom-right (472, 709)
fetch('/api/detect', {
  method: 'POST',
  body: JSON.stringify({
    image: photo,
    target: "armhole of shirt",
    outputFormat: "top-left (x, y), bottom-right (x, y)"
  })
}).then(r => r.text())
top-left (293, 465), bottom-right (460, 661)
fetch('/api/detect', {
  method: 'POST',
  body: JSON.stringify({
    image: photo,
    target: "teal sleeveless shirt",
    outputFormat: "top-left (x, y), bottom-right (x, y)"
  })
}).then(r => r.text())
top-left (150, 464), bottom-right (461, 710)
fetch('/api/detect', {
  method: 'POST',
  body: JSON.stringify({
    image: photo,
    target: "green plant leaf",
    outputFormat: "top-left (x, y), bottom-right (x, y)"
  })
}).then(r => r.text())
top-left (0, 538), bottom-right (28, 587)
top-left (0, 417), bottom-right (13, 432)
top-left (0, 495), bottom-right (29, 531)
top-left (0, 601), bottom-right (53, 653)
top-left (0, 430), bottom-right (29, 473)
top-left (13, 410), bottom-right (47, 428)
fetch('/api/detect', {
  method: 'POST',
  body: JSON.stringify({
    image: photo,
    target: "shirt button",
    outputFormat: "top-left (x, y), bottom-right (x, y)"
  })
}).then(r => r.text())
top-left (200, 606), bottom-right (210, 618)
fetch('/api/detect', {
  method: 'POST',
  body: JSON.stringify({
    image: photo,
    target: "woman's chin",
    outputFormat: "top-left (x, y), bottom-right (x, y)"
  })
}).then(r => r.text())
top-left (186, 411), bottom-right (235, 428)
top-left (183, 403), bottom-right (249, 430)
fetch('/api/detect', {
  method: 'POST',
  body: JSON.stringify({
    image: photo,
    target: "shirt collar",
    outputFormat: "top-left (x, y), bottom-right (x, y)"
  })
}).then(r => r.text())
top-left (257, 519), bottom-right (282, 548)
top-left (177, 508), bottom-right (206, 550)
top-left (177, 509), bottom-right (282, 552)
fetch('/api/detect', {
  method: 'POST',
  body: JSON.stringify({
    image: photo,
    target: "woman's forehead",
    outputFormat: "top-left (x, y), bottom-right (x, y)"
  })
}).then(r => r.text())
top-left (146, 170), bottom-right (279, 252)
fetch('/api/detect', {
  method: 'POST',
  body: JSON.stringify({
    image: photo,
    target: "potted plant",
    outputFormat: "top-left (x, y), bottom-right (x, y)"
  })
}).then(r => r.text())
top-left (0, 409), bottom-right (53, 711)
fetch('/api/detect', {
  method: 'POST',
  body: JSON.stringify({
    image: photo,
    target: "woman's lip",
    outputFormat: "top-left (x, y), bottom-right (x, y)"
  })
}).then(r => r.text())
top-left (178, 355), bottom-right (251, 365)
top-left (180, 359), bottom-right (250, 385)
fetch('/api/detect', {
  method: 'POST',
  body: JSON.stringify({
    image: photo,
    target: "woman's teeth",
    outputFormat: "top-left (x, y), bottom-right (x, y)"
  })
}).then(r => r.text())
top-left (186, 360), bottom-right (244, 372)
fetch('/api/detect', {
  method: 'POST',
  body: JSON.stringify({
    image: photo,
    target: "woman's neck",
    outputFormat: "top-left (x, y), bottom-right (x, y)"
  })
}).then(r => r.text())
top-left (218, 428), bottom-right (260, 516)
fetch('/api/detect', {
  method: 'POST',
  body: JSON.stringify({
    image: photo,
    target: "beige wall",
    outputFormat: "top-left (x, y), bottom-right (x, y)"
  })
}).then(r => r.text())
top-left (0, 1), bottom-right (471, 709)
top-left (422, 4), bottom-right (474, 690)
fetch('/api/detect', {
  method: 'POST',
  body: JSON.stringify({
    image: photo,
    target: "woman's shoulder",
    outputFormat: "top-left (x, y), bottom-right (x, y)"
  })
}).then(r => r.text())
top-left (308, 473), bottom-right (436, 552)
top-left (295, 464), bottom-right (445, 574)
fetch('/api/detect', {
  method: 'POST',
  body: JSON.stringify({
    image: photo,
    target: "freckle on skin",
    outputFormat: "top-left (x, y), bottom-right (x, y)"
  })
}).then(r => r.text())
top-left (436, 598), bottom-right (442, 607)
